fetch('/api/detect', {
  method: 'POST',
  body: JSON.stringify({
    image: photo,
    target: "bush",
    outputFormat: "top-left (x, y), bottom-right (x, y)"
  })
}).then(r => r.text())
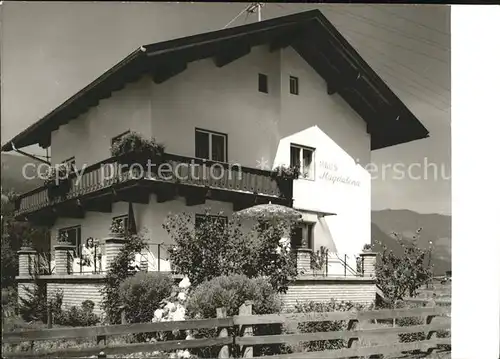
top-left (292, 299), bottom-right (370, 352)
top-left (187, 274), bottom-right (282, 318)
top-left (56, 300), bottom-right (99, 327)
top-left (186, 275), bottom-right (282, 358)
top-left (18, 281), bottom-right (60, 323)
top-left (119, 271), bottom-right (174, 324)
top-left (101, 233), bottom-right (148, 324)
top-left (165, 211), bottom-right (298, 293)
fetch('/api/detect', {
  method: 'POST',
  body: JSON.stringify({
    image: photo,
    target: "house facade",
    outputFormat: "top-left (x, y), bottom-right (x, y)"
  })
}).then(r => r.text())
top-left (3, 10), bottom-right (428, 311)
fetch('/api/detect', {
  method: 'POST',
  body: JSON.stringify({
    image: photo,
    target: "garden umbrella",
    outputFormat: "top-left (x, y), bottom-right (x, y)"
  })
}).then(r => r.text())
top-left (234, 202), bottom-right (302, 222)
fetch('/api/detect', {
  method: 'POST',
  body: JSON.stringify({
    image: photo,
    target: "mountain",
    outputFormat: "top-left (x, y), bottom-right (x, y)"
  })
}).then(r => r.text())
top-left (1, 153), bottom-right (43, 194)
top-left (371, 209), bottom-right (451, 276)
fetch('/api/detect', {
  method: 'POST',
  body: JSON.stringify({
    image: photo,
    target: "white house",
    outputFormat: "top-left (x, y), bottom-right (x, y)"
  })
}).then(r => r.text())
top-left (3, 10), bottom-right (429, 310)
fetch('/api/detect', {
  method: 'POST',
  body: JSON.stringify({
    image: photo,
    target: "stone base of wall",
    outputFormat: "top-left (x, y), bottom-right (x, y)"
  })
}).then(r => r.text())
top-left (17, 275), bottom-right (107, 315)
top-left (281, 276), bottom-right (376, 310)
top-left (47, 282), bottom-right (105, 315)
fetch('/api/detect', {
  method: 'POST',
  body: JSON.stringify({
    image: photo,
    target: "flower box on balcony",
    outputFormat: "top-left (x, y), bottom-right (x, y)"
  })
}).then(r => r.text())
top-left (44, 166), bottom-right (71, 200)
top-left (110, 132), bottom-right (165, 173)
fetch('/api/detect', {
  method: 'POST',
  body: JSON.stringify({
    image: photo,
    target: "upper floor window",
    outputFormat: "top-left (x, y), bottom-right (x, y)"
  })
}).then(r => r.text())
top-left (291, 222), bottom-right (314, 249)
top-left (195, 129), bottom-right (227, 162)
top-left (258, 73), bottom-right (268, 93)
top-left (289, 76), bottom-right (299, 95)
top-left (61, 157), bottom-right (76, 172)
top-left (195, 214), bottom-right (228, 229)
top-left (58, 225), bottom-right (82, 256)
top-left (290, 144), bottom-right (315, 180)
top-left (111, 130), bottom-right (131, 146)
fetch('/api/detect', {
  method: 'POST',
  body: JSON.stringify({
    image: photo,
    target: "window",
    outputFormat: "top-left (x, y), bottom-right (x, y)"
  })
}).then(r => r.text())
top-left (289, 76), bottom-right (299, 95)
top-left (290, 144), bottom-right (315, 180)
top-left (291, 222), bottom-right (314, 249)
top-left (195, 214), bottom-right (228, 229)
top-left (112, 215), bottom-right (129, 234)
top-left (258, 73), bottom-right (268, 93)
top-left (58, 226), bottom-right (82, 256)
top-left (111, 130), bottom-right (130, 146)
top-left (195, 129), bottom-right (227, 162)
top-left (61, 157), bottom-right (76, 172)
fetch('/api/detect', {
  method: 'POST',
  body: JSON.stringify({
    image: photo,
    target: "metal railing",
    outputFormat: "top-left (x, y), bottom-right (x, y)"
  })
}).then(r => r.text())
top-left (308, 250), bottom-right (365, 278)
top-left (138, 243), bottom-right (179, 273)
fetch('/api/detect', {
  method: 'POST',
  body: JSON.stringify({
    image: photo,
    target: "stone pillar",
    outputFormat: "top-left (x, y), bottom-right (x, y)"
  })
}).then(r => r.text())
top-left (54, 244), bottom-right (76, 275)
top-left (360, 252), bottom-right (377, 278)
top-left (296, 248), bottom-right (312, 275)
top-left (105, 236), bottom-right (128, 271)
top-left (18, 247), bottom-right (36, 277)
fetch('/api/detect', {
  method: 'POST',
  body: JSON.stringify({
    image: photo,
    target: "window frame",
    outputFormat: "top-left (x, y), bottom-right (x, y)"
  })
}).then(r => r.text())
top-left (289, 75), bottom-right (299, 95)
top-left (258, 73), bottom-right (268, 93)
top-left (195, 128), bottom-right (228, 162)
top-left (290, 143), bottom-right (316, 180)
top-left (291, 222), bottom-right (314, 249)
top-left (58, 225), bottom-right (82, 256)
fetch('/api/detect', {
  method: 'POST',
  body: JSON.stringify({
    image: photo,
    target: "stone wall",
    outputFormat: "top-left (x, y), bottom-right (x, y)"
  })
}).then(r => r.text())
top-left (281, 277), bottom-right (376, 310)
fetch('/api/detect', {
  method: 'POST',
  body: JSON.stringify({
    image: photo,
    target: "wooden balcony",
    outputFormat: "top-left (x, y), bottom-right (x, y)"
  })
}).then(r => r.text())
top-left (14, 153), bottom-right (293, 221)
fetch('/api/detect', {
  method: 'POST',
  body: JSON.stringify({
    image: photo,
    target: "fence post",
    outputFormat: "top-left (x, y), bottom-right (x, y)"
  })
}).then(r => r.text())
top-left (47, 306), bottom-right (53, 329)
top-left (239, 301), bottom-right (253, 358)
top-left (119, 305), bottom-right (127, 324)
top-left (97, 334), bottom-right (106, 358)
top-left (424, 298), bottom-right (438, 354)
top-left (346, 317), bottom-right (360, 349)
top-left (217, 307), bottom-right (229, 359)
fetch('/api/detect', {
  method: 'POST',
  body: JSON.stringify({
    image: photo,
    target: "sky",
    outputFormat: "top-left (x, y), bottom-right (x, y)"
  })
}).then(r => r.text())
top-left (0, 2), bottom-right (451, 215)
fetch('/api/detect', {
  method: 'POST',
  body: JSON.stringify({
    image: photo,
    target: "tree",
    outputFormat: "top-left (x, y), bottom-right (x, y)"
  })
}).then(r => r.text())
top-left (1, 189), bottom-right (49, 288)
top-left (164, 210), bottom-right (298, 293)
top-left (375, 227), bottom-right (432, 304)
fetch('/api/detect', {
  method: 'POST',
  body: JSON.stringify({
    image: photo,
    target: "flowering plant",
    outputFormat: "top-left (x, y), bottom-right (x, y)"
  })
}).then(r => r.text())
top-left (362, 243), bottom-right (374, 252)
top-left (109, 218), bottom-right (126, 236)
top-left (110, 131), bottom-right (165, 159)
top-left (57, 232), bottom-right (70, 244)
top-left (271, 165), bottom-right (301, 180)
top-left (151, 276), bottom-right (193, 358)
top-left (43, 165), bottom-right (69, 185)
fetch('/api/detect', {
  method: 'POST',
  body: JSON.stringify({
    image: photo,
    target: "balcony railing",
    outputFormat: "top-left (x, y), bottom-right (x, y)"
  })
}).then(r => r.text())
top-left (15, 153), bottom-right (291, 216)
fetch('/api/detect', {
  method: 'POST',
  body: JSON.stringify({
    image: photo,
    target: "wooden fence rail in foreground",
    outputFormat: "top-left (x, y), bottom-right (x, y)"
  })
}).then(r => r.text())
top-left (3, 301), bottom-right (450, 358)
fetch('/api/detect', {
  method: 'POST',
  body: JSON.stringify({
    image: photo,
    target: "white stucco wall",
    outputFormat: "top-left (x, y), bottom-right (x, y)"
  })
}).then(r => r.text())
top-left (48, 44), bottom-right (372, 259)
top-left (50, 77), bottom-right (152, 166)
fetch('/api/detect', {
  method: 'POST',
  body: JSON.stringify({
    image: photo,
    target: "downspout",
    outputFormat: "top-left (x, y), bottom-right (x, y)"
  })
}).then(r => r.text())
top-left (9, 142), bottom-right (51, 165)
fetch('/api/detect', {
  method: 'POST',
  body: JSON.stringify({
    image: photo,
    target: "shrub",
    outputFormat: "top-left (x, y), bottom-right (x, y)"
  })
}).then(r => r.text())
top-left (101, 233), bottom-right (148, 324)
top-left (119, 272), bottom-right (174, 324)
top-left (292, 299), bottom-right (371, 352)
top-left (56, 300), bottom-right (99, 327)
top-left (376, 228), bottom-right (433, 304)
top-left (165, 211), bottom-right (298, 293)
top-left (18, 281), bottom-right (51, 323)
top-left (186, 275), bottom-right (282, 358)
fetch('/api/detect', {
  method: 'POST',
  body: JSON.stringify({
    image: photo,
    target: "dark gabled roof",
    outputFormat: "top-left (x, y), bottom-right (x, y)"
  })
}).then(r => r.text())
top-left (1, 9), bottom-right (429, 152)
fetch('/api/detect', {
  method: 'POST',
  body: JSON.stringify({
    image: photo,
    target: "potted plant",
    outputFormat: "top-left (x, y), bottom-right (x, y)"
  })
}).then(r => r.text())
top-left (44, 165), bottom-right (71, 200)
top-left (110, 132), bottom-right (165, 170)
top-left (271, 164), bottom-right (301, 180)
top-left (109, 218), bottom-right (126, 238)
top-left (271, 165), bottom-right (300, 197)
top-left (362, 243), bottom-right (374, 252)
top-left (56, 232), bottom-right (72, 245)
